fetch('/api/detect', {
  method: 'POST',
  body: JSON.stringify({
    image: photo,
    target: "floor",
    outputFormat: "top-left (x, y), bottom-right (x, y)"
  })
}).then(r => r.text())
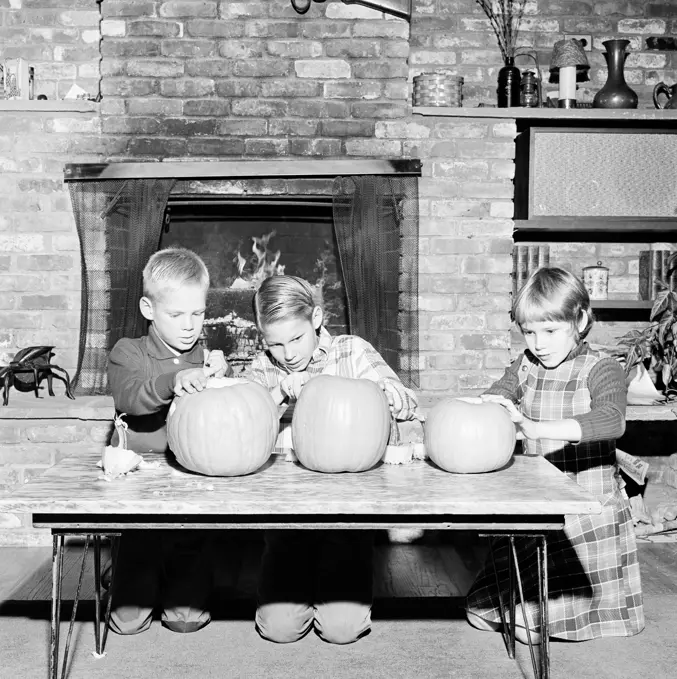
top-left (1, 534), bottom-right (676, 678)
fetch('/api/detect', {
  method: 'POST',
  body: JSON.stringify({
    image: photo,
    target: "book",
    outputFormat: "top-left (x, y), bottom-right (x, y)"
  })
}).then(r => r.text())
top-left (639, 249), bottom-right (671, 300)
top-left (512, 245), bottom-right (529, 297)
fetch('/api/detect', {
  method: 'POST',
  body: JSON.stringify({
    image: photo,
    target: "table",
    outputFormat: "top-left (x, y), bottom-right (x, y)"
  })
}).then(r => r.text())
top-left (0, 450), bottom-right (601, 679)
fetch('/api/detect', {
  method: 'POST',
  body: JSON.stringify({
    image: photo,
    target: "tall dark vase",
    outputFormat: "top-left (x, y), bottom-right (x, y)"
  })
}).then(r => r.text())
top-left (497, 57), bottom-right (521, 108)
top-left (592, 39), bottom-right (638, 109)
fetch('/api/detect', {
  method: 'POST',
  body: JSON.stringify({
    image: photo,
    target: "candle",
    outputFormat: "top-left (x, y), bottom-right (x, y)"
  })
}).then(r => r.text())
top-left (559, 65), bottom-right (576, 101)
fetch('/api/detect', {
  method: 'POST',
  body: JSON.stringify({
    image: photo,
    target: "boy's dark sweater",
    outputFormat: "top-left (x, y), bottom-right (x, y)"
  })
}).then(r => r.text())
top-left (108, 325), bottom-right (204, 453)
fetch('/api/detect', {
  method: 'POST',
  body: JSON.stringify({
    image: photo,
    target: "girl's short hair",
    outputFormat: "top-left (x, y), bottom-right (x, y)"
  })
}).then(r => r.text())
top-left (514, 267), bottom-right (594, 340)
top-left (253, 275), bottom-right (320, 328)
top-left (143, 248), bottom-right (209, 300)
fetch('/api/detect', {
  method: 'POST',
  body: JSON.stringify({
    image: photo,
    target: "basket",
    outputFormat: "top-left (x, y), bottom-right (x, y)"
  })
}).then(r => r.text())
top-left (413, 72), bottom-right (463, 107)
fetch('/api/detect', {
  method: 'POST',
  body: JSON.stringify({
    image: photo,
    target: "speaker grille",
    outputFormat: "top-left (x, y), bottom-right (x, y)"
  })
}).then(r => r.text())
top-left (531, 131), bottom-right (677, 218)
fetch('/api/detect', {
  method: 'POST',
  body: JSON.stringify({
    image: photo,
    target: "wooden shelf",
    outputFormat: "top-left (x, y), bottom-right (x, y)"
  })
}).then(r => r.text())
top-left (514, 218), bottom-right (677, 235)
top-left (413, 107), bottom-right (677, 122)
top-left (591, 300), bottom-right (653, 310)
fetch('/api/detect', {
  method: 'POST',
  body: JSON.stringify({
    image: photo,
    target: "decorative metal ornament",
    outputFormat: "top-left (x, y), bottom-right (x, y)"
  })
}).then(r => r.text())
top-left (290, 0), bottom-right (411, 21)
top-left (0, 346), bottom-right (75, 406)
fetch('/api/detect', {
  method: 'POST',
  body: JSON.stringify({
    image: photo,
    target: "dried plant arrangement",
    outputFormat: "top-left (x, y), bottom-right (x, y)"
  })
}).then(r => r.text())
top-left (475, 0), bottom-right (528, 62)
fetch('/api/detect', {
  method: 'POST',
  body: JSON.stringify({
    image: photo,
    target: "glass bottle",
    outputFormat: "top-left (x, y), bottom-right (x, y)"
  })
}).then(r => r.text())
top-left (520, 70), bottom-right (539, 107)
top-left (497, 57), bottom-right (521, 108)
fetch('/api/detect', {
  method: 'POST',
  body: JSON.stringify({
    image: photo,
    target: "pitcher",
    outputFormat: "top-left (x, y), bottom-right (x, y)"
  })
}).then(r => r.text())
top-left (653, 82), bottom-right (677, 109)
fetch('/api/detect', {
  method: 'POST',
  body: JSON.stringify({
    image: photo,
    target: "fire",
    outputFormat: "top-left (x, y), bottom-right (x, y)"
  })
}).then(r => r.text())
top-left (231, 230), bottom-right (285, 290)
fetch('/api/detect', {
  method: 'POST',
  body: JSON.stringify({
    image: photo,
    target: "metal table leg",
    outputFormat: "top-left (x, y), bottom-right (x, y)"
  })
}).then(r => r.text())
top-left (48, 531), bottom-right (121, 679)
top-left (484, 533), bottom-right (550, 679)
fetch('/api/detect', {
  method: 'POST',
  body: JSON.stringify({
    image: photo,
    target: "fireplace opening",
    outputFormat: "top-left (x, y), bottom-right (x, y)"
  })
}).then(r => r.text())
top-left (161, 195), bottom-right (349, 373)
top-left (66, 166), bottom-right (420, 396)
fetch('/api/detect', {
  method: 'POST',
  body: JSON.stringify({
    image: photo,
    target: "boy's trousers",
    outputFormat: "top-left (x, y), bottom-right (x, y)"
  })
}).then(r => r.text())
top-left (255, 529), bottom-right (374, 645)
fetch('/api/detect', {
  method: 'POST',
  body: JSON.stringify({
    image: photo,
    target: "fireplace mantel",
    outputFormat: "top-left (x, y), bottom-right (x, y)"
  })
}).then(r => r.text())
top-left (64, 159), bottom-right (422, 182)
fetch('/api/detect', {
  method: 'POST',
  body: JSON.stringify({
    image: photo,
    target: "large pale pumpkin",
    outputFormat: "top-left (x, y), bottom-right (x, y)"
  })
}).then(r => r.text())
top-left (167, 377), bottom-right (278, 477)
top-left (424, 399), bottom-right (516, 473)
top-left (291, 375), bottom-right (391, 473)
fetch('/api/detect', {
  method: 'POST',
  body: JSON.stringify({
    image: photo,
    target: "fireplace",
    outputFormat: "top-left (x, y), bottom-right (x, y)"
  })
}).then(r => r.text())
top-left (65, 160), bottom-right (421, 395)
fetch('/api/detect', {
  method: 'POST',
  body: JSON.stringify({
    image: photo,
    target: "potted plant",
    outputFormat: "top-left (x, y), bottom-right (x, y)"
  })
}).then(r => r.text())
top-left (615, 261), bottom-right (677, 404)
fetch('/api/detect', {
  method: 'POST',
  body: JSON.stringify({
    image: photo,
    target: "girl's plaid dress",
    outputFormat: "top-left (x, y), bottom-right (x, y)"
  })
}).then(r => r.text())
top-left (466, 344), bottom-right (644, 641)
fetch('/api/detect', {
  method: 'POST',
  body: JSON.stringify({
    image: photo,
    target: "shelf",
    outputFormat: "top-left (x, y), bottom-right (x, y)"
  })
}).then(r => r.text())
top-left (413, 107), bottom-right (677, 122)
top-left (591, 300), bottom-right (653, 309)
top-left (0, 99), bottom-right (99, 113)
top-left (514, 218), bottom-right (677, 237)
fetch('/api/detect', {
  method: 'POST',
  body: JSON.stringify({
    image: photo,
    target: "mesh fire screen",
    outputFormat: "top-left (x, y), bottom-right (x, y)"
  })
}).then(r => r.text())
top-left (68, 178), bottom-right (175, 395)
top-left (332, 175), bottom-right (419, 389)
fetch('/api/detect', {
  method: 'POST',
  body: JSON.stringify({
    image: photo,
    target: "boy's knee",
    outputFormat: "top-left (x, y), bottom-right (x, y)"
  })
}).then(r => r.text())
top-left (314, 602), bottom-right (372, 645)
top-left (109, 604), bottom-right (154, 635)
top-left (255, 602), bottom-right (313, 643)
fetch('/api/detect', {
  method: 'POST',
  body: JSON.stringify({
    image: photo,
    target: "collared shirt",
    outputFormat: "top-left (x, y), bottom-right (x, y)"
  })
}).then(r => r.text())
top-left (107, 324), bottom-right (205, 452)
top-left (247, 327), bottom-right (418, 453)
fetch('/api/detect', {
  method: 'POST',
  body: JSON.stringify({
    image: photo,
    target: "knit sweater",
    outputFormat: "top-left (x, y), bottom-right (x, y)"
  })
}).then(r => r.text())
top-left (484, 341), bottom-right (626, 443)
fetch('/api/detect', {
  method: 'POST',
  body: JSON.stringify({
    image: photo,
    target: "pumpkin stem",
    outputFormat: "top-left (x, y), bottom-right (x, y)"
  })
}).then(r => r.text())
top-left (389, 417), bottom-right (400, 446)
top-left (113, 413), bottom-right (129, 451)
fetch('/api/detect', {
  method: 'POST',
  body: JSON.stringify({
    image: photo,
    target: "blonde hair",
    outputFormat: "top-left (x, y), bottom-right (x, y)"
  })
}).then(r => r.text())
top-left (253, 275), bottom-right (320, 328)
top-left (514, 267), bottom-right (594, 340)
top-left (143, 248), bottom-right (209, 300)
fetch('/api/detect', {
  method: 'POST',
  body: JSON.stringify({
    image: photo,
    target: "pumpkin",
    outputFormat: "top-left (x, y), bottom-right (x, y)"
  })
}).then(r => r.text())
top-left (424, 398), bottom-right (516, 473)
top-left (291, 374), bottom-right (391, 473)
top-left (167, 377), bottom-right (278, 477)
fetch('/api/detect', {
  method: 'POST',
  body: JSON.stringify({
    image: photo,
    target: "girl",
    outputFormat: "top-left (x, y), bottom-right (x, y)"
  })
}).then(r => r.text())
top-left (466, 267), bottom-right (644, 644)
top-left (248, 274), bottom-right (418, 645)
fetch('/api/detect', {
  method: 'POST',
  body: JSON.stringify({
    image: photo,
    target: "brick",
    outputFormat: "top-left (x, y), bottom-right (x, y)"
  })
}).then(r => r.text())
top-left (185, 19), bottom-right (245, 38)
top-left (246, 20), bottom-right (299, 38)
top-left (26, 424), bottom-right (88, 443)
top-left (101, 1), bottom-right (157, 18)
top-left (266, 40), bottom-right (322, 59)
top-left (352, 62), bottom-right (408, 79)
top-left (160, 78), bottom-right (215, 97)
top-left (324, 81), bottom-right (382, 99)
top-left (269, 119), bottom-right (319, 136)
top-left (410, 50), bottom-right (458, 66)
top-left (127, 98), bottom-right (183, 116)
top-left (101, 39), bottom-right (162, 58)
top-left (244, 138), bottom-right (290, 156)
top-left (184, 99), bottom-right (230, 116)
top-left (350, 102), bottom-right (407, 119)
top-left (320, 120), bottom-right (375, 137)
top-left (300, 22), bottom-right (351, 39)
top-left (215, 80), bottom-right (262, 97)
top-left (260, 80), bottom-right (321, 97)
top-left (184, 138), bottom-right (246, 156)
top-left (219, 40), bottom-right (264, 59)
top-left (0, 257), bottom-right (10, 272)
top-left (375, 121), bottom-right (430, 139)
top-left (433, 160), bottom-right (489, 181)
top-left (325, 3), bottom-right (383, 19)
top-left (127, 19), bottom-right (181, 37)
top-left (219, 2), bottom-right (266, 19)
top-left (619, 18), bottom-right (667, 34)
top-left (233, 60), bottom-right (291, 77)
top-left (162, 118), bottom-right (219, 136)
top-left (295, 59), bottom-right (351, 79)
top-left (217, 120), bottom-right (267, 136)
top-left (101, 78), bottom-right (159, 97)
top-left (290, 139), bottom-right (343, 157)
top-left (127, 137), bottom-right (188, 157)
top-left (231, 99), bottom-right (288, 117)
top-left (160, 1), bottom-right (217, 18)
top-left (353, 22), bottom-right (409, 40)
top-left (325, 40), bottom-right (382, 59)
top-left (19, 295), bottom-right (71, 310)
top-left (161, 39), bottom-right (217, 58)
top-left (127, 60), bottom-right (185, 78)
top-left (0, 235), bottom-right (44, 253)
top-left (344, 139), bottom-right (402, 156)
top-left (431, 200), bottom-right (481, 218)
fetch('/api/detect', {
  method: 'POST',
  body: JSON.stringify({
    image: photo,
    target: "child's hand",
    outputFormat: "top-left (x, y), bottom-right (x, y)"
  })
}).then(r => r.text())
top-left (280, 371), bottom-right (310, 401)
top-left (481, 394), bottom-right (539, 441)
top-left (378, 379), bottom-right (417, 420)
top-left (203, 349), bottom-right (232, 378)
top-left (174, 368), bottom-right (210, 397)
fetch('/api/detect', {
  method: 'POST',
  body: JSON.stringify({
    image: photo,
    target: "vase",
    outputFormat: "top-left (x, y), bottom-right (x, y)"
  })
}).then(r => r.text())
top-left (592, 39), bottom-right (638, 109)
top-left (497, 58), bottom-right (521, 108)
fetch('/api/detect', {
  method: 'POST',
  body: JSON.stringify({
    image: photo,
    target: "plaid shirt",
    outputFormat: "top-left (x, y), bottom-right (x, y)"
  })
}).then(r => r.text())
top-left (247, 327), bottom-right (418, 454)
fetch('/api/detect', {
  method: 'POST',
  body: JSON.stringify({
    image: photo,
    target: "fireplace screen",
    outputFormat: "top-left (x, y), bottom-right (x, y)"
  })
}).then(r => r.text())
top-left (68, 174), bottom-right (418, 395)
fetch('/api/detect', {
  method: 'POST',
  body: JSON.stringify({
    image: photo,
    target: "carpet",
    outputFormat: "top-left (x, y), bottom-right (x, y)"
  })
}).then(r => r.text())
top-left (0, 595), bottom-right (673, 679)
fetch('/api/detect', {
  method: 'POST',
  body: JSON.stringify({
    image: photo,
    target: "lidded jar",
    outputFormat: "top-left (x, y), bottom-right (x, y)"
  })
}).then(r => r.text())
top-left (582, 261), bottom-right (609, 300)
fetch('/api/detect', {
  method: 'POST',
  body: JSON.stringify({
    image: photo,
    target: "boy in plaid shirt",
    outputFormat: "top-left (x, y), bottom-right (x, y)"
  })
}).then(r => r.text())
top-left (248, 274), bottom-right (418, 644)
top-left (466, 267), bottom-right (644, 644)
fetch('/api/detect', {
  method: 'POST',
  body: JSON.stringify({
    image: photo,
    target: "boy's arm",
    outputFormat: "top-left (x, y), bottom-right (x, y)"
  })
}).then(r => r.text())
top-left (349, 337), bottom-right (419, 420)
top-left (108, 339), bottom-right (176, 416)
top-left (248, 353), bottom-right (289, 415)
top-left (482, 358), bottom-right (522, 402)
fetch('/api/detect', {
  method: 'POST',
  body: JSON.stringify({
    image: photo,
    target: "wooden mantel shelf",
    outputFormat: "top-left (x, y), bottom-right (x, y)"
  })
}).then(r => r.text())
top-left (413, 106), bottom-right (677, 122)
